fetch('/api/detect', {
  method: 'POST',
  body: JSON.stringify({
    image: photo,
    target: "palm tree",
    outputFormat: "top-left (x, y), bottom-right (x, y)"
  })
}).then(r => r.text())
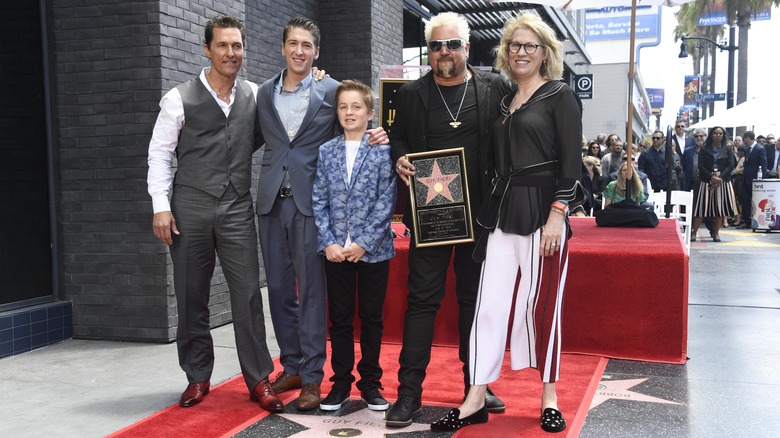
top-left (674, 4), bottom-right (724, 120)
top-left (719, 0), bottom-right (780, 108)
top-left (679, 0), bottom-right (780, 109)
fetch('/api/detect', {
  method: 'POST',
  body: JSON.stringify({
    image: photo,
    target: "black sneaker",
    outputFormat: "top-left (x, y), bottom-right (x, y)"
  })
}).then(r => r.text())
top-left (319, 388), bottom-right (350, 411)
top-left (386, 395), bottom-right (422, 427)
top-left (361, 387), bottom-right (389, 411)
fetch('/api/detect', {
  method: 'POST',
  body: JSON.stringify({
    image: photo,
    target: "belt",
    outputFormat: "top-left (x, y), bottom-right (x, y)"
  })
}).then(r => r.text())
top-left (279, 187), bottom-right (293, 198)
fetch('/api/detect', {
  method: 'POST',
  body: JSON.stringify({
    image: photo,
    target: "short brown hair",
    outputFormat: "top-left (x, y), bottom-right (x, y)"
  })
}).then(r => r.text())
top-left (204, 15), bottom-right (245, 47)
top-left (335, 80), bottom-right (375, 111)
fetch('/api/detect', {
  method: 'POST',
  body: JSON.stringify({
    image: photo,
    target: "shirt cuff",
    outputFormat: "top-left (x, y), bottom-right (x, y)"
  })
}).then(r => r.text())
top-left (152, 196), bottom-right (171, 214)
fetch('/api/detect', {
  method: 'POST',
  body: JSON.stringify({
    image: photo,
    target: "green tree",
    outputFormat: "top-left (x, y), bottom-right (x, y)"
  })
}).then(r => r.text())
top-left (678, 0), bottom-right (780, 116)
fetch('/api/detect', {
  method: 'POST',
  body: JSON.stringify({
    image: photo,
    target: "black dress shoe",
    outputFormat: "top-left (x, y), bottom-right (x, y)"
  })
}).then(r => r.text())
top-left (485, 386), bottom-right (505, 413)
top-left (430, 406), bottom-right (488, 431)
top-left (541, 407), bottom-right (567, 433)
top-left (386, 395), bottom-right (421, 428)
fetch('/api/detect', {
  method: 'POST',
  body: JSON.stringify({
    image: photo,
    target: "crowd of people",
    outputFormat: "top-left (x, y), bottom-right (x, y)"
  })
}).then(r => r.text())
top-left (576, 123), bottom-right (777, 242)
top-left (144, 8), bottom-right (777, 437)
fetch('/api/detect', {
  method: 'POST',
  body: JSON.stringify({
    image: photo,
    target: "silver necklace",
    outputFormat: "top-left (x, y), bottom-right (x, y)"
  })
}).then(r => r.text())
top-left (279, 85), bottom-right (310, 139)
top-left (434, 74), bottom-right (469, 129)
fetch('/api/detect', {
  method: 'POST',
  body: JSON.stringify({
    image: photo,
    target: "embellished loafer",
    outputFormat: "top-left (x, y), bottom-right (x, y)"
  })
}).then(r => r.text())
top-left (430, 406), bottom-right (488, 432)
top-left (541, 407), bottom-right (567, 433)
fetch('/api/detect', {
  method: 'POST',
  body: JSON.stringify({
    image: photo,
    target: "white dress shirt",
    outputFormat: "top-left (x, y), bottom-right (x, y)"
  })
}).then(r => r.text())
top-left (147, 68), bottom-right (258, 213)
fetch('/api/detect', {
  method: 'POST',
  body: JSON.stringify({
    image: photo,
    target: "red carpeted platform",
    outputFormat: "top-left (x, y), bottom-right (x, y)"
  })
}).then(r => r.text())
top-left (386, 217), bottom-right (688, 364)
top-left (108, 343), bottom-right (606, 438)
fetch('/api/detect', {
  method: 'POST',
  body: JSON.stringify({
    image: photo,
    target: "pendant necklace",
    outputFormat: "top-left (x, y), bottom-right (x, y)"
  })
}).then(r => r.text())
top-left (206, 75), bottom-right (233, 102)
top-left (435, 73), bottom-right (469, 129)
top-left (279, 84), bottom-right (310, 139)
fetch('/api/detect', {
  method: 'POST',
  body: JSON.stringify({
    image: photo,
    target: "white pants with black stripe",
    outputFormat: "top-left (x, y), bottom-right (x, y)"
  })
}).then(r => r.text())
top-left (468, 224), bottom-right (569, 385)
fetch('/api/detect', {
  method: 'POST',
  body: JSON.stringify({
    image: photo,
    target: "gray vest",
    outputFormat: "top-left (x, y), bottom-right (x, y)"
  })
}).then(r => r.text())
top-left (173, 77), bottom-right (256, 198)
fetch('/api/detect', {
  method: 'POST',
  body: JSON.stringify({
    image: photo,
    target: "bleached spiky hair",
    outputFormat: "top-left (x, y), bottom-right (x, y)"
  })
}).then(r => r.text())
top-left (424, 12), bottom-right (470, 44)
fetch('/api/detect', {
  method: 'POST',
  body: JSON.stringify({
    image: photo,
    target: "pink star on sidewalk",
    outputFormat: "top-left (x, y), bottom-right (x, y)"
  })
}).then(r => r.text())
top-left (589, 378), bottom-right (681, 409)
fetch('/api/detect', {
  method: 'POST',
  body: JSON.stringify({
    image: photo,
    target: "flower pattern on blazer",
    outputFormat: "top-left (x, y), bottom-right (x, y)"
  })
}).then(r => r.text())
top-left (312, 134), bottom-right (396, 263)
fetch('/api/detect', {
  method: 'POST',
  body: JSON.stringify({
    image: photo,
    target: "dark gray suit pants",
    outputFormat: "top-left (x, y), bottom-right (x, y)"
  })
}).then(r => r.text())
top-left (170, 184), bottom-right (274, 392)
top-left (258, 196), bottom-right (327, 385)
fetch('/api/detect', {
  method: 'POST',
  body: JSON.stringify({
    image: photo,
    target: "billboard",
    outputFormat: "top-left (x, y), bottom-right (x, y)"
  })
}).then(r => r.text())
top-left (646, 88), bottom-right (665, 109)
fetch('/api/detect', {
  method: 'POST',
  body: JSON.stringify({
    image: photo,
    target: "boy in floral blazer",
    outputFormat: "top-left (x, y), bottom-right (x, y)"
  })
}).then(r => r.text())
top-left (311, 80), bottom-right (396, 412)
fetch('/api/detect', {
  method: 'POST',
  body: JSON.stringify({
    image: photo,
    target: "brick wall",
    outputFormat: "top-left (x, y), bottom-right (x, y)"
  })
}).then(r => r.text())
top-left (51, 0), bottom-right (171, 340)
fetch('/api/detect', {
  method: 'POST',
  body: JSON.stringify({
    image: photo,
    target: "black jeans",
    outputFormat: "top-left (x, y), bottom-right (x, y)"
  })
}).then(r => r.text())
top-left (397, 241), bottom-right (480, 398)
top-left (324, 259), bottom-right (389, 391)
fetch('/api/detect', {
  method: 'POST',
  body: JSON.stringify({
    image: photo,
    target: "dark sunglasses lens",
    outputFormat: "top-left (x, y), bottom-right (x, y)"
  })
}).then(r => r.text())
top-left (446, 39), bottom-right (463, 50)
top-left (428, 41), bottom-right (443, 52)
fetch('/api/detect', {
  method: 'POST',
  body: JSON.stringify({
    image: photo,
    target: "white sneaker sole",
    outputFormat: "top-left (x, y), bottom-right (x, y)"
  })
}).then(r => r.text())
top-left (319, 397), bottom-right (349, 411)
top-left (362, 398), bottom-right (389, 411)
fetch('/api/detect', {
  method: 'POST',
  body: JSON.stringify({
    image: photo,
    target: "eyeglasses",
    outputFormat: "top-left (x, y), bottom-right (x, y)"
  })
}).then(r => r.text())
top-left (508, 42), bottom-right (544, 55)
top-left (652, 137), bottom-right (663, 140)
top-left (694, 134), bottom-right (705, 138)
top-left (427, 38), bottom-right (466, 52)
top-left (591, 145), bottom-right (599, 149)
top-left (676, 125), bottom-right (685, 128)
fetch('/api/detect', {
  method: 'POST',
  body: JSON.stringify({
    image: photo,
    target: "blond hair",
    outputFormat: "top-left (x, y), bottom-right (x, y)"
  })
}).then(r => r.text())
top-left (335, 79), bottom-right (375, 111)
top-left (617, 163), bottom-right (643, 199)
top-left (425, 12), bottom-right (470, 43)
top-left (494, 12), bottom-right (563, 82)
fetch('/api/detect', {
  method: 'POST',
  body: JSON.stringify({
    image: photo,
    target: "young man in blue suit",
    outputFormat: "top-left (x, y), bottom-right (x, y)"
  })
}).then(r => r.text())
top-left (312, 80), bottom-right (396, 412)
top-left (254, 17), bottom-right (387, 411)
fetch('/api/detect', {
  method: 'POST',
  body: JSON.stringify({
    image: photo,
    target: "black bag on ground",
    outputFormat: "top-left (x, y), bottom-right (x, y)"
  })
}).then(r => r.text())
top-left (595, 198), bottom-right (658, 228)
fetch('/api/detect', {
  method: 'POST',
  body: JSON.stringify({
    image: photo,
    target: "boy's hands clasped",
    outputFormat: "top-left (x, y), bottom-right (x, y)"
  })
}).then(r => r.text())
top-left (324, 243), bottom-right (366, 263)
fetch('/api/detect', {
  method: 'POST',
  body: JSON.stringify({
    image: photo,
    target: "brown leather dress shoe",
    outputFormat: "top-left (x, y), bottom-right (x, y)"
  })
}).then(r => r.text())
top-left (270, 371), bottom-right (302, 394)
top-left (295, 383), bottom-right (321, 411)
top-left (180, 381), bottom-right (210, 407)
top-left (251, 378), bottom-right (284, 413)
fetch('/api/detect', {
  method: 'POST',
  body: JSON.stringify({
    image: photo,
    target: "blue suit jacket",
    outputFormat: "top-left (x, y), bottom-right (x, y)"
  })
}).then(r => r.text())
top-left (743, 143), bottom-right (768, 185)
top-left (255, 73), bottom-right (340, 216)
top-left (312, 134), bottom-right (396, 263)
top-left (682, 146), bottom-right (697, 191)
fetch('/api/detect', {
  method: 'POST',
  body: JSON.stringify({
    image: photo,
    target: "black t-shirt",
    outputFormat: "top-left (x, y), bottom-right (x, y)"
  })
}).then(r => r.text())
top-left (427, 78), bottom-right (480, 199)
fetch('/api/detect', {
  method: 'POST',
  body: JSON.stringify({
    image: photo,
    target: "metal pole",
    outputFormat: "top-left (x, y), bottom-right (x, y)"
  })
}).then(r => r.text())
top-left (726, 25), bottom-right (736, 110)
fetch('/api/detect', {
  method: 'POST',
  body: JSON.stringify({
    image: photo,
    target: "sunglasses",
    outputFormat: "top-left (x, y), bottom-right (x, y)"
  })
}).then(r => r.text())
top-left (652, 137), bottom-right (663, 140)
top-left (676, 125), bottom-right (685, 128)
top-left (427, 38), bottom-right (466, 52)
top-left (694, 134), bottom-right (705, 138)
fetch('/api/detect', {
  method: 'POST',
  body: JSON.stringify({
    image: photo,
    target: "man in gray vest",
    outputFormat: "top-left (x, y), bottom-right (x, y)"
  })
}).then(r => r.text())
top-left (147, 15), bottom-right (282, 412)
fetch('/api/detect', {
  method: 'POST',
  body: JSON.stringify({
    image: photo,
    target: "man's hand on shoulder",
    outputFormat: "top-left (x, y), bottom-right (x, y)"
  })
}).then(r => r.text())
top-left (153, 211), bottom-right (179, 246)
top-left (312, 67), bottom-right (328, 82)
top-left (366, 127), bottom-right (388, 145)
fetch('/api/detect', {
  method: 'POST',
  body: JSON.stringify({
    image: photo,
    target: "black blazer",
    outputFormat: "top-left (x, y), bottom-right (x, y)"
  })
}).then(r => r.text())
top-left (698, 144), bottom-right (735, 183)
top-left (389, 66), bottom-right (511, 229)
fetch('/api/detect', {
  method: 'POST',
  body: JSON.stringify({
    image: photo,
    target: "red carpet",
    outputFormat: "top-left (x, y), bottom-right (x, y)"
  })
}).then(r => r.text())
top-left (385, 218), bottom-right (689, 364)
top-left (109, 343), bottom-right (606, 437)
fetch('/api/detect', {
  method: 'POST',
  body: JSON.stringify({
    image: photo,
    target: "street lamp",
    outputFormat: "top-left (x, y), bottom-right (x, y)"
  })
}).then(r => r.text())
top-left (678, 27), bottom-right (738, 110)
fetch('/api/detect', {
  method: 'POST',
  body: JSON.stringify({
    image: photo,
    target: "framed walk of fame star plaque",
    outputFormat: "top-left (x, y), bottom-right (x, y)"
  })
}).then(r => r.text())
top-left (406, 147), bottom-right (474, 247)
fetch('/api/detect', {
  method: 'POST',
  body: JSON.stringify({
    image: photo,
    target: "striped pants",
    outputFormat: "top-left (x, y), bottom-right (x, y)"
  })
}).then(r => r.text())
top-left (468, 224), bottom-right (569, 385)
